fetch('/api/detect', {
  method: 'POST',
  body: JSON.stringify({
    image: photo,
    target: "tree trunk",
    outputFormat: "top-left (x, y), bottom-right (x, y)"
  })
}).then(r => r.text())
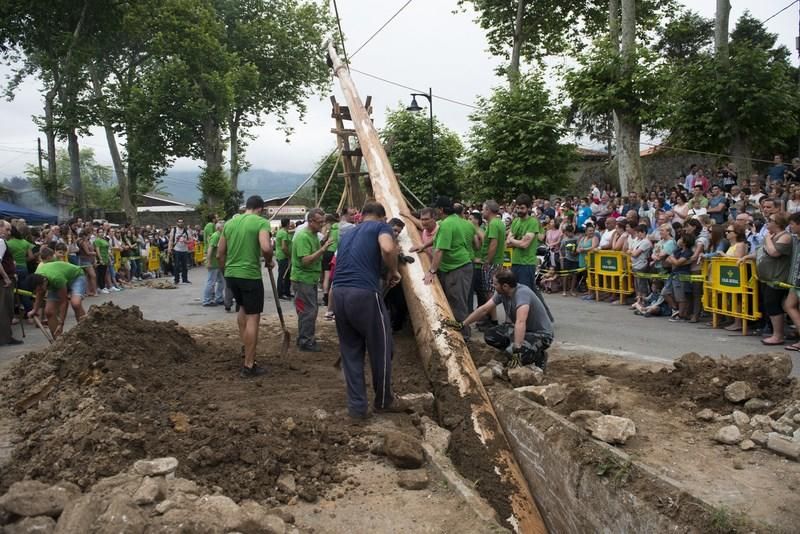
top-left (608, 0), bottom-right (622, 192)
top-left (43, 89), bottom-right (58, 201)
top-left (202, 117), bottom-right (225, 209)
top-left (714, 0), bottom-right (730, 63)
top-left (731, 134), bottom-right (752, 178)
top-left (328, 42), bottom-right (547, 534)
top-left (90, 68), bottom-right (138, 224)
top-left (229, 113), bottom-right (240, 193)
top-left (67, 129), bottom-right (84, 216)
top-left (508, 0), bottom-right (527, 87)
top-left (615, 0), bottom-right (643, 194)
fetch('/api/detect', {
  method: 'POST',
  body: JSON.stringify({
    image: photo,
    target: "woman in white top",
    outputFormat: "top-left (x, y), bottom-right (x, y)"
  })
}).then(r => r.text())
top-left (671, 192), bottom-right (689, 225)
top-left (786, 185), bottom-right (800, 214)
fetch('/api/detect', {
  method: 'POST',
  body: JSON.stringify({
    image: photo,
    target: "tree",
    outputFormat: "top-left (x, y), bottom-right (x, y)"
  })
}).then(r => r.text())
top-left (25, 147), bottom-right (119, 211)
top-left (652, 12), bottom-right (800, 171)
top-left (466, 73), bottom-right (575, 202)
top-left (378, 107), bottom-right (465, 205)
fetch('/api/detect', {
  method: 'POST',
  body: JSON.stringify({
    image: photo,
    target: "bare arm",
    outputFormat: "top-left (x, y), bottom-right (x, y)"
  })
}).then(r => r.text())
top-left (463, 298), bottom-right (497, 326)
top-left (378, 233), bottom-right (400, 287)
top-left (513, 305), bottom-right (530, 348)
top-left (216, 235), bottom-right (227, 272)
top-left (259, 229), bottom-right (273, 265)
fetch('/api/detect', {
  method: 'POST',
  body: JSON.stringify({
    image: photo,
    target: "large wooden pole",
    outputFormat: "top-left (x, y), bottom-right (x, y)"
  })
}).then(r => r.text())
top-left (328, 44), bottom-right (547, 534)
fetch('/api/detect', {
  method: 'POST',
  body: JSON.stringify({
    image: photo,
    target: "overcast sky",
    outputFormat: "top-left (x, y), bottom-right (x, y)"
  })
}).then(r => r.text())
top-left (0, 0), bottom-right (797, 183)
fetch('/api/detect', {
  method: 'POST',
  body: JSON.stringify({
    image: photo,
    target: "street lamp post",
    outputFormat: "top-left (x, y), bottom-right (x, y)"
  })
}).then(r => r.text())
top-left (407, 88), bottom-right (435, 204)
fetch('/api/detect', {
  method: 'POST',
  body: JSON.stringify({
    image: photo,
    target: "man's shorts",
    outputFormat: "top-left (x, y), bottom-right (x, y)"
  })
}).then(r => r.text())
top-left (481, 264), bottom-right (500, 292)
top-left (322, 251), bottom-right (335, 272)
top-left (661, 276), bottom-right (689, 303)
top-left (47, 275), bottom-right (87, 302)
top-left (225, 277), bottom-right (264, 314)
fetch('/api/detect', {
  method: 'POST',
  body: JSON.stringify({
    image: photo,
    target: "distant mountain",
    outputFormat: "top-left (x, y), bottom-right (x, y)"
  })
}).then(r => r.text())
top-left (159, 169), bottom-right (310, 204)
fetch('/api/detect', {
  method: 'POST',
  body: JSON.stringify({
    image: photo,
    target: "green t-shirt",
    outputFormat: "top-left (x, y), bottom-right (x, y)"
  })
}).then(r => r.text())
top-left (510, 216), bottom-right (541, 266)
top-left (326, 223), bottom-right (339, 252)
top-left (222, 213), bottom-right (270, 280)
top-left (203, 222), bottom-right (215, 244)
top-left (291, 227), bottom-right (322, 285)
top-left (6, 238), bottom-right (32, 268)
top-left (433, 214), bottom-right (472, 273)
top-left (35, 260), bottom-right (84, 289)
top-left (94, 237), bottom-right (110, 265)
top-left (208, 231), bottom-right (220, 269)
top-left (274, 228), bottom-right (291, 261)
top-left (480, 217), bottom-right (506, 265)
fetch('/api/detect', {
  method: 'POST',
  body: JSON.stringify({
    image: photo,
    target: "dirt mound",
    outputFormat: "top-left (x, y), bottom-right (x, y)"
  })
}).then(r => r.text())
top-left (632, 352), bottom-right (796, 410)
top-left (0, 304), bottom-right (367, 505)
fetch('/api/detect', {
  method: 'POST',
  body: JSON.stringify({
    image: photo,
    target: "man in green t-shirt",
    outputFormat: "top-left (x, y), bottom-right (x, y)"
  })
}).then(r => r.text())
top-left (218, 195), bottom-right (273, 378)
top-left (506, 193), bottom-right (542, 290)
top-left (274, 218), bottom-right (293, 300)
top-left (424, 196), bottom-right (474, 339)
top-left (203, 214), bottom-right (218, 245)
top-left (291, 208), bottom-right (332, 352)
top-left (28, 246), bottom-right (87, 339)
top-left (322, 214), bottom-right (339, 308)
top-left (478, 200), bottom-right (506, 327)
top-left (202, 221), bottom-right (224, 306)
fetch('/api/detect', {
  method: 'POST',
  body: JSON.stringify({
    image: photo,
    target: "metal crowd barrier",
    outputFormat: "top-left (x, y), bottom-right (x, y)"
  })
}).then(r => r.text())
top-left (586, 251), bottom-right (635, 304)
top-left (701, 257), bottom-right (760, 335)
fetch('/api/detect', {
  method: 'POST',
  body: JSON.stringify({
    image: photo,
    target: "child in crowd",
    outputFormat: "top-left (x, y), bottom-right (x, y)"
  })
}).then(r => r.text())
top-left (629, 223), bottom-right (653, 306)
top-left (662, 234), bottom-right (695, 321)
top-left (559, 224), bottom-right (579, 297)
top-left (632, 280), bottom-right (670, 317)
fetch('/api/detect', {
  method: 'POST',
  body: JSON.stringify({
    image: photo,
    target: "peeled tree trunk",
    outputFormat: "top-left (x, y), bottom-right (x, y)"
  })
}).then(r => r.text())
top-left (328, 42), bottom-right (547, 534)
top-left (508, 0), bottom-right (527, 87)
top-left (67, 129), bottom-right (84, 216)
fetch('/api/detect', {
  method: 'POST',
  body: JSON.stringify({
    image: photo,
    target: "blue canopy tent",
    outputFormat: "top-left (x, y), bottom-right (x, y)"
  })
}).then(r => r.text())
top-left (0, 200), bottom-right (58, 225)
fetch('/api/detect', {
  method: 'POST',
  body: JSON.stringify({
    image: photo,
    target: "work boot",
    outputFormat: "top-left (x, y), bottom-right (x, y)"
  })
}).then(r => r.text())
top-left (239, 364), bottom-right (267, 378)
top-left (374, 394), bottom-right (411, 414)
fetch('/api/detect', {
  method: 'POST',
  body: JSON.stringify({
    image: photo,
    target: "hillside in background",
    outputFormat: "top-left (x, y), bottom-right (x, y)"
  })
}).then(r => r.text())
top-left (159, 169), bottom-right (310, 204)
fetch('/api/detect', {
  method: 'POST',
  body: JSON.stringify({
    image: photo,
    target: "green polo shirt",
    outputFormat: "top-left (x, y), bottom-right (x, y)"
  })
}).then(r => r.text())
top-left (208, 231), bottom-right (220, 269)
top-left (35, 260), bottom-right (84, 289)
top-left (433, 214), bottom-right (471, 273)
top-left (222, 213), bottom-right (270, 280)
top-left (480, 217), bottom-right (506, 265)
top-left (94, 237), bottom-right (110, 265)
top-left (510, 216), bottom-right (541, 266)
top-left (291, 227), bottom-right (322, 285)
top-left (203, 221), bottom-right (215, 244)
top-left (274, 228), bottom-right (291, 261)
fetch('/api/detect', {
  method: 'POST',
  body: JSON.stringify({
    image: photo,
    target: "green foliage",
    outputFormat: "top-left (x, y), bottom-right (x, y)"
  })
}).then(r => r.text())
top-left (379, 107), bottom-right (465, 206)
top-left (198, 167), bottom-right (241, 219)
top-left (313, 153), bottom-right (346, 213)
top-left (466, 73), bottom-right (575, 202)
top-left (564, 39), bottom-right (666, 131)
top-left (654, 10), bottom-right (714, 61)
top-left (24, 147), bottom-right (119, 211)
top-left (653, 12), bottom-right (800, 159)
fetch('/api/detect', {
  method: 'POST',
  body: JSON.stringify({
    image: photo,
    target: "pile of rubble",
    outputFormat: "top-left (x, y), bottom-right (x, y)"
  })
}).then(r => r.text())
top-left (707, 398), bottom-right (800, 461)
top-left (0, 457), bottom-right (299, 534)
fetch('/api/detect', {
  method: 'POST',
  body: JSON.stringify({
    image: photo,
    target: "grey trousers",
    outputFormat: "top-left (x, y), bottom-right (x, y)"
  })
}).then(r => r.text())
top-left (333, 286), bottom-right (394, 416)
top-left (438, 263), bottom-right (473, 338)
top-left (293, 281), bottom-right (318, 347)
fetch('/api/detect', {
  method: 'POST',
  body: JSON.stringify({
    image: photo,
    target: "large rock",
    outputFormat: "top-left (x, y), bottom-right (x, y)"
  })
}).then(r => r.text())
top-left (397, 469), bottom-right (430, 490)
top-left (477, 366), bottom-right (494, 386)
top-left (277, 473), bottom-right (296, 494)
top-left (485, 360), bottom-right (505, 378)
top-left (767, 433), bottom-right (800, 461)
top-left (132, 457), bottom-right (178, 477)
top-left (516, 383), bottom-right (566, 407)
top-left (724, 381), bottom-right (753, 404)
top-left (383, 432), bottom-right (425, 469)
top-left (507, 366), bottom-right (544, 387)
top-left (714, 425), bottom-right (743, 445)
top-left (750, 414), bottom-right (774, 431)
top-left (420, 417), bottom-right (451, 456)
top-left (750, 430), bottom-right (769, 446)
top-left (771, 419), bottom-right (794, 436)
top-left (132, 476), bottom-right (166, 505)
top-left (732, 410), bottom-right (750, 428)
top-left (696, 409), bottom-right (717, 421)
top-left (569, 410), bottom-right (603, 427)
top-left (398, 393), bottom-right (435, 416)
top-left (93, 494), bottom-right (146, 533)
top-left (743, 398), bottom-right (773, 412)
top-left (4, 516), bottom-right (57, 534)
top-left (583, 376), bottom-right (620, 411)
top-left (239, 501), bottom-right (287, 534)
top-left (0, 480), bottom-right (80, 518)
top-left (586, 415), bottom-right (636, 445)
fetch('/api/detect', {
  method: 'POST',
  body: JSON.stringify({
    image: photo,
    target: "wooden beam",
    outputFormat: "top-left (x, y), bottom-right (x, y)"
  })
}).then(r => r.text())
top-left (328, 43), bottom-right (547, 534)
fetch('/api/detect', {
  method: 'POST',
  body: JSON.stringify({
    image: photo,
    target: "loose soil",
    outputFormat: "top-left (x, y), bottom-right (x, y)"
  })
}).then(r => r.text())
top-left (518, 346), bottom-right (800, 533)
top-left (0, 303), bottom-right (502, 532)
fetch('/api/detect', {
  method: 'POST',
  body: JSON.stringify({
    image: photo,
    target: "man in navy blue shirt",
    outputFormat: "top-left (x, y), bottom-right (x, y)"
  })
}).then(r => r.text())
top-left (332, 201), bottom-right (401, 419)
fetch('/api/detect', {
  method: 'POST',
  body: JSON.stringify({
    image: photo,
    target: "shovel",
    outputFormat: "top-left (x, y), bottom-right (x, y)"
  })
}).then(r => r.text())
top-left (267, 266), bottom-right (290, 356)
top-left (33, 316), bottom-right (55, 344)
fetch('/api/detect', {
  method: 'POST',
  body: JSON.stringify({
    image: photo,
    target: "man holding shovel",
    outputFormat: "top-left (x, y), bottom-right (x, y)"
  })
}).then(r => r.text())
top-left (217, 195), bottom-right (273, 378)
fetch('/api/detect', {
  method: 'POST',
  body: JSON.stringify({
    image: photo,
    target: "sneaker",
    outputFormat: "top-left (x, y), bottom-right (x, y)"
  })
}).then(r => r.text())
top-left (202, 302), bottom-right (217, 307)
top-left (633, 310), bottom-right (643, 316)
top-left (5, 338), bottom-right (23, 346)
top-left (239, 364), bottom-right (267, 378)
top-left (299, 343), bottom-right (322, 353)
top-left (183, 281), bottom-right (192, 284)
top-left (669, 316), bottom-right (687, 323)
top-left (100, 288), bottom-right (110, 294)
top-left (324, 311), bottom-right (335, 321)
top-left (111, 287), bottom-right (122, 292)
top-left (670, 309), bottom-right (680, 318)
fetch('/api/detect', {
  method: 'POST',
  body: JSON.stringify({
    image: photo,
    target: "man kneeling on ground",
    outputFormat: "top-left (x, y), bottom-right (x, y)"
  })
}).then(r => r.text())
top-left (462, 269), bottom-right (553, 370)
top-left (27, 246), bottom-right (87, 339)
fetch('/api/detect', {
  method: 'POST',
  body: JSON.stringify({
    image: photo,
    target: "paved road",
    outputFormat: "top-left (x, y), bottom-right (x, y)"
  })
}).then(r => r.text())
top-left (1, 268), bottom-right (795, 375)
